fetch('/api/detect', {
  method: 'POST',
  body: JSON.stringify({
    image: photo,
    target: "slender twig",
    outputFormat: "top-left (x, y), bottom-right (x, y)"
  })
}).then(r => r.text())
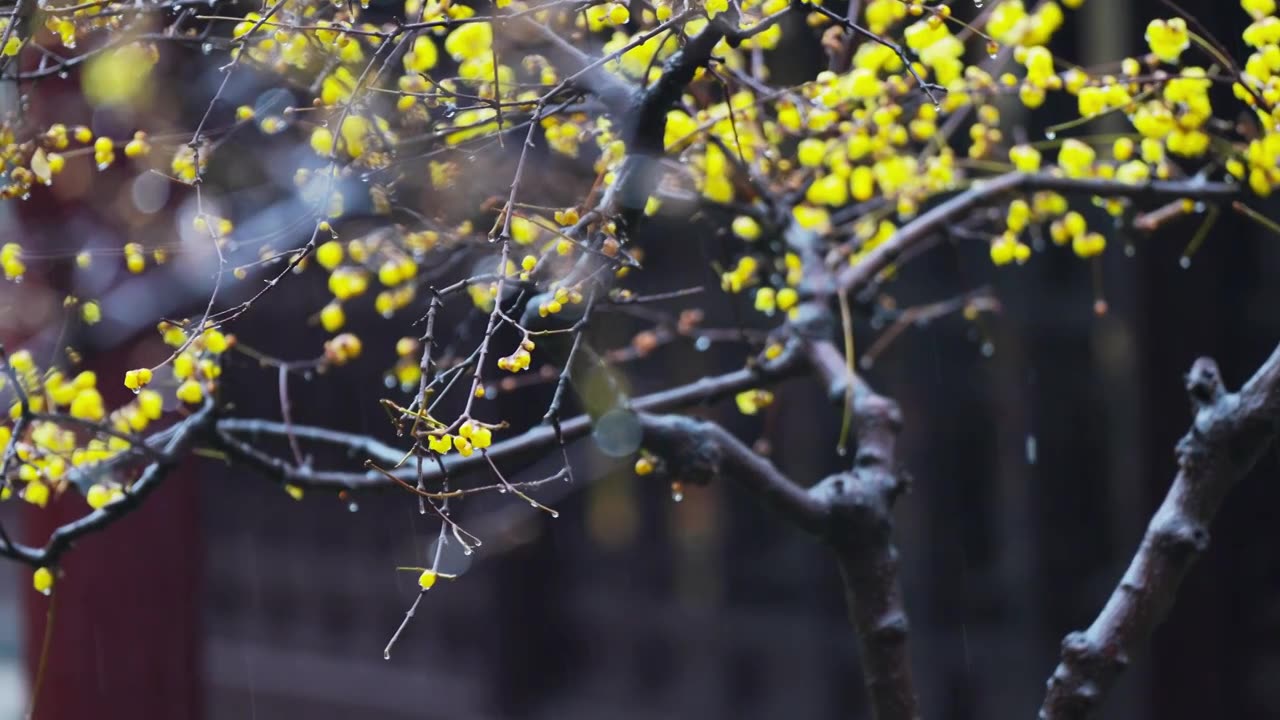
top-left (214, 343), bottom-right (806, 489)
top-left (834, 173), bottom-right (1240, 296)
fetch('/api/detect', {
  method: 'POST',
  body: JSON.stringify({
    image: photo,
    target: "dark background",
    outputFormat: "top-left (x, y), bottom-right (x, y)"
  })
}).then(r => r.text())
top-left (4, 0), bottom-right (1280, 718)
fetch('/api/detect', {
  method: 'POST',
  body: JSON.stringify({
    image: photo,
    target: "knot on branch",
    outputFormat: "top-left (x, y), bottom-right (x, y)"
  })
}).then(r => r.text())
top-left (1177, 356), bottom-right (1245, 471)
top-left (810, 472), bottom-right (895, 543)
top-left (853, 392), bottom-right (904, 439)
top-left (1150, 515), bottom-right (1211, 558)
top-left (1041, 631), bottom-right (1128, 718)
top-left (789, 302), bottom-right (836, 344)
top-left (870, 608), bottom-right (911, 645)
top-left (1186, 357), bottom-right (1224, 407)
top-left (640, 415), bottom-right (723, 486)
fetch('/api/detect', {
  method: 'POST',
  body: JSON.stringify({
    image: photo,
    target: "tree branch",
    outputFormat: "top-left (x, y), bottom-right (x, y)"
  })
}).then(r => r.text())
top-left (807, 339), bottom-right (919, 720)
top-left (213, 342), bottom-right (808, 489)
top-left (638, 413), bottom-right (827, 534)
top-left (0, 402), bottom-right (216, 568)
top-left (636, 336), bottom-right (920, 720)
top-left (1040, 341), bottom-right (1280, 719)
top-left (833, 173), bottom-right (1240, 296)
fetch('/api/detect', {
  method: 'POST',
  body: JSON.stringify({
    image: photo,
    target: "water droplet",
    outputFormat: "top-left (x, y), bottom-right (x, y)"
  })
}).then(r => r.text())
top-left (498, 487), bottom-right (507, 493)
top-left (201, 42), bottom-right (213, 54)
top-left (981, 341), bottom-right (995, 357)
top-left (695, 336), bottom-right (711, 351)
top-left (383, 651), bottom-right (391, 660)
top-left (836, 445), bottom-right (848, 457)
top-left (1044, 130), bottom-right (1056, 140)
top-left (549, 511), bottom-right (559, 518)
top-left (974, 0), bottom-right (983, 6)
top-left (1193, 201), bottom-right (1206, 213)
top-left (41, 588), bottom-right (51, 597)
top-left (1124, 244), bottom-right (1136, 257)
top-left (671, 490), bottom-right (683, 502)
top-left (1179, 256), bottom-right (1191, 269)
top-left (348, 501), bottom-right (359, 512)
top-left (57, 72), bottom-right (68, 80)
top-left (463, 547), bottom-right (473, 556)
top-left (1025, 434), bottom-right (1038, 465)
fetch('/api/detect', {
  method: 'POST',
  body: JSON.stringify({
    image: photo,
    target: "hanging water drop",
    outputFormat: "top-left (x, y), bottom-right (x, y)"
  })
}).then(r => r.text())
top-left (1044, 130), bottom-right (1056, 140)
top-left (1179, 256), bottom-right (1191, 269)
top-left (981, 341), bottom-right (995, 357)
top-left (348, 501), bottom-right (359, 512)
top-left (384, 650), bottom-right (391, 660)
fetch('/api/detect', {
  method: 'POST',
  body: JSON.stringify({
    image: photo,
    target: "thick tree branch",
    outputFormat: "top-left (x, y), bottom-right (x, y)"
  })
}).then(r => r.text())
top-left (1040, 341), bottom-right (1280, 719)
top-left (637, 336), bottom-right (919, 720)
top-left (807, 339), bottom-right (919, 720)
top-left (607, 21), bottom-right (727, 222)
top-left (833, 173), bottom-right (1240, 296)
top-left (638, 413), bottom-right (827, 534)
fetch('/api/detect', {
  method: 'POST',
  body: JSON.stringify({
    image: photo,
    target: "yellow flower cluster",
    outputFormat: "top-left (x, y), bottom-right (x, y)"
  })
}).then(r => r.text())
top-left (1, 243), bottom-right (23, 281)
top-left (425, 420), bottom-right (493, 457)
top-left (735, 389), bottom-right (775, 415)
top-left (497, 340), bottom-right (536, 373)
top-left (0, 348), bottom-right (177, 512)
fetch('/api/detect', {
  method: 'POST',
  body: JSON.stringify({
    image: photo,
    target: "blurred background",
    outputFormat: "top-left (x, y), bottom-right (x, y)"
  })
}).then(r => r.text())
top-left (3, 0), bottom-right (1280, 718)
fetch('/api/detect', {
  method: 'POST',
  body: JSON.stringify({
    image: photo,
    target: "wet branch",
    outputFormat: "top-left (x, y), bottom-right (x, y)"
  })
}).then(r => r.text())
top-left (637, 337), bottom-right (920, 720)
top-left (1040, 341), bottom-right (1280, 719)
top-left (213, 343), bottom-right (808, 489)
top-left (0, 402), bottom-right (216, 568)
top-left (833, 173), bottom-right (1239, 296)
